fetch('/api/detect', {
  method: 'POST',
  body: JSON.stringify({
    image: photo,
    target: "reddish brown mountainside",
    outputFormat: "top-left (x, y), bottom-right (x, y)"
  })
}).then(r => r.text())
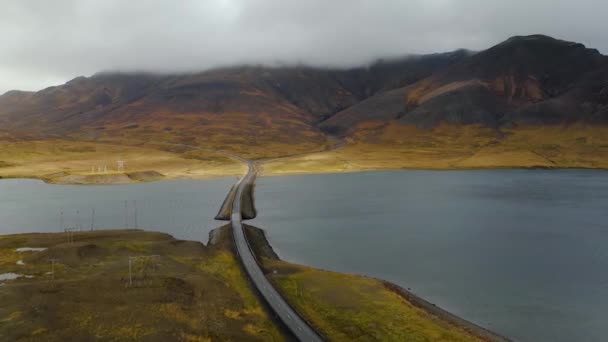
top-left (322, 35), bottom-right (608, 134)
top-left (0, 51), bottom-right (466, 156)
top-left (1, 35), bottom-right (607, 159)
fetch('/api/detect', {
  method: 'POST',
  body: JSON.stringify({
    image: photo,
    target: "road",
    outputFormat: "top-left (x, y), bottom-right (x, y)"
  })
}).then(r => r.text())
top-left (91, 137), bottom-right (323, 340)
top-left (230, 161), bottom-right (323, 342)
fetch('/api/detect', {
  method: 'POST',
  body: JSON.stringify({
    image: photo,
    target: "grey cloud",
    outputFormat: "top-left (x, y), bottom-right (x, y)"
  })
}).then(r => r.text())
top-left (1, 0), bottom-right (607, 93)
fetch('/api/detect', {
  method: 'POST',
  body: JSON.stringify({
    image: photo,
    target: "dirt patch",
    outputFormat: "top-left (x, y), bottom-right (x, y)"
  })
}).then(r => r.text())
top-left (53, 173), bottom-right (133, 184)
top-left (126, 170), bottom-right (164, 181)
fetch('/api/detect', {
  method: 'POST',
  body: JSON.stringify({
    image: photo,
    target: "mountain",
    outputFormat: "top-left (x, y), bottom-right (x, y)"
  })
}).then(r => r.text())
top-left (1, 35), bottom-right (607, 161)
top-left (0, 51), bottom-right (467, 156)
top-left (322, 35), bottom-right (608, 134)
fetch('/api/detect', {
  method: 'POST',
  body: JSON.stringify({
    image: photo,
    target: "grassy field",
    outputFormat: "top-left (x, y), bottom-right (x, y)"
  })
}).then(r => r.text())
top-left (244, 225), bottom-right (492, 342)
top-left (0, 228), bottom-right (282, 341)
top-left (0, 224), bottom-right (505, 342)
top-left (3, 123), bottom-right (606, 184)
top-left (0, 139), bottom-right (246, 184)
top-left (260, 124), bottom-right (608, 175)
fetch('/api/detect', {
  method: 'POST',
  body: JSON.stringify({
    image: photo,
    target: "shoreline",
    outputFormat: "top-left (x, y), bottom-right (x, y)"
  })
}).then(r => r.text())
top-left (0, 225), bottom-right (511, 341)
top-left (244, 225), bottom-right (511, 342)
top-left (2, 164), bottom-right (607, 185)
top-left (381, 281), bottom-right (510, 342)
top-left (258, 164), bottom-right (608, 178)
top-left (0, 171), bottom-right (241, 185)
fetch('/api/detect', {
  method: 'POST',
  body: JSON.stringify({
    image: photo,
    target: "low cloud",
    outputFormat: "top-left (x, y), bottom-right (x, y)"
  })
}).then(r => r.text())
top-left (1, 0), bottom-right (607, 93)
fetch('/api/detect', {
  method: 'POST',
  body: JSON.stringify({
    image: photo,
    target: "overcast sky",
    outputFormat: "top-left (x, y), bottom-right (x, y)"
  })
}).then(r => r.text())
top-left (1, 0), bottom-right (607, 94)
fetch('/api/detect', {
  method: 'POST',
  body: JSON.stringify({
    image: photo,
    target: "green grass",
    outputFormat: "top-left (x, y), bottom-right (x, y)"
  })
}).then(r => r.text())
top-left (0, 228), bottom-right (282, 342)
top-left (266, 259), bottom-right (484, 342)
top-left (243, 225), bottom-right (486, 342)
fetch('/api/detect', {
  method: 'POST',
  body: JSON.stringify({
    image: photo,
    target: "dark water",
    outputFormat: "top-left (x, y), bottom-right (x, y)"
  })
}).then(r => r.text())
top-left (0, 177), bottom-right (234, 242)
top-left (252, 170), bottom-right (608, 342)
top-left (2, 171), bottom-right (608, 341)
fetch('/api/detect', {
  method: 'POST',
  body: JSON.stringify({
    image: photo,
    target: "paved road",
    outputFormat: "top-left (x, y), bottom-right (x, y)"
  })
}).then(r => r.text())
top-left (92, 137), bottom-right (322, 340)
top-left (230, 162), bottom-right (323, 342)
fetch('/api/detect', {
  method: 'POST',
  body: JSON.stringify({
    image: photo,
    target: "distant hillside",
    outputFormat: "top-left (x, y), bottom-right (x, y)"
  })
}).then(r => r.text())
top-left (1, 35), bottom-right (607, 161)
top-left (322, 35), bottom-right (608, 134)
top-left (0, 51), bottom-right (466, 153)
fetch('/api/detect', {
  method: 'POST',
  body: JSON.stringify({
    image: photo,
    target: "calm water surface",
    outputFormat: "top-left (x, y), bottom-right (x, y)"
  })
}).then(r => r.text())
top-left (252, 170), bottom-right (608, 342)
top-left (0, 177), bottom-right (235, 241)
top-left (2, 170), bottom-right (608, 341)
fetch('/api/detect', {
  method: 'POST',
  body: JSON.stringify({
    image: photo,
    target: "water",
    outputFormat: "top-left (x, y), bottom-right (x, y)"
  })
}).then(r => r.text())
top-left (0, 177), bottom-right (235, 242)
top-left (15, 247), bottom-right (47, 252)
top-left (2, 170), bottom-right (608, 341)
top-left (252, 169), bottom-right (608, 342)
top-left (0, 273), bottom-right (22, 281)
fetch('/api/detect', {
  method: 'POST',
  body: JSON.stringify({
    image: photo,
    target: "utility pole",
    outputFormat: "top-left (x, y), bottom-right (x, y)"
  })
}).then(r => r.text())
top-left (133, 200), bottom-right (138, 229)
top-left (65, 227), bottom-right (76, 244)
top-left (59, 210), bottom-right (64, 231)
top-left (90, 209), bottom-right (95, 231)
top-left (124, 200), bottom-right (129, 229)
top-left (49, 258), bottom-right (58, 280)
top-left (76, 209), bottom-right (81, 231)
top-left (128, 257), bottom-right (132, 286)
top-left (128, 255), bottom-right (160, 287)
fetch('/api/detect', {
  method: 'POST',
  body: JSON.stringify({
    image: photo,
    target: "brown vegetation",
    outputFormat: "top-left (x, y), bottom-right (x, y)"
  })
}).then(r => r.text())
top-left (0, 228), bottom-right (282, 341)
top-left (261, 124), bottom-right (608, 175)
top-left (243, 225), bottom-right (501, 341)
top-left (0, 139), bottom-right (245, 184)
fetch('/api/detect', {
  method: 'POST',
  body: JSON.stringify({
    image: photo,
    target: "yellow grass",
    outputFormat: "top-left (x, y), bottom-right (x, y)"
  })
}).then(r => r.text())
top-left (0, 139), bottom-right (246, 184)
top-left (77, 108), bottom-right (329, 160)
top-left (261, 124), bottom-right (608, 175)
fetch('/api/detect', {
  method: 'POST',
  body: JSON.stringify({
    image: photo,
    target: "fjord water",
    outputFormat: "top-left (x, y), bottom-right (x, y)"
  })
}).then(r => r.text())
top-left (252, 170), bottom-right (608, 342)
top-left (2, 171), bottom-right (607, 341)
top-left (0, 177), bottom-right (235, 241)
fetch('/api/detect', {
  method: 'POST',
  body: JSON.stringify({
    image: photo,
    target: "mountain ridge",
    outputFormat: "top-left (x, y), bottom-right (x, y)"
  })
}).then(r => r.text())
top-left (322, 34), bottom-right (608, 134)
top-left (1, 35), bottom-right (607, 160)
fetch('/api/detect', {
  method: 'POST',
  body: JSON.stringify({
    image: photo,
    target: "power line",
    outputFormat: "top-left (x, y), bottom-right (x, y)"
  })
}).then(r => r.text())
top-left (76, 209), bottom-right (81, 231)
top-left (90, 208), bottom-right (95, 231)
top-left (128, 255), bottom-right (160, 287)
top-left (49, 258), bottom-right (58, 281)
top-left (124, 200), bottom-right (129, 229)
top-left (133, 200), bottom-right (138, 229)
top-left (65, 227), bottom-right (76, 244)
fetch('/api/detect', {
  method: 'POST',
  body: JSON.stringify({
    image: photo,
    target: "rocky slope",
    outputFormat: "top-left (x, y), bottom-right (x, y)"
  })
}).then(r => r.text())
top-left (0, 51), bottom-right (465, 144)
top-left (322, 35), bottom-right (608, 134)
top-left (1, 35), bottom-right (607, 160)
